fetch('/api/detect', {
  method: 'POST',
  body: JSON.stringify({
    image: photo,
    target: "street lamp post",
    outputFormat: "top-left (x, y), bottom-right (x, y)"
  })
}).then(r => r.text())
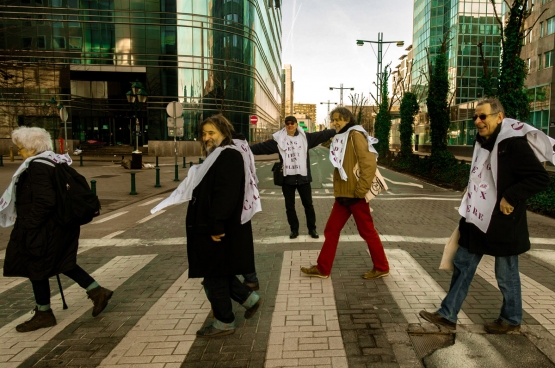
top-left (126, 80), bottom-right (148, 152)
top-left (46, 97), bottom-right (68, 153)
top-left (320, 100), bottom-right (338, 127)
top-left (356, 33), bottom-right (404, 104)
top-left (329, 84), bottom-right (353, 106)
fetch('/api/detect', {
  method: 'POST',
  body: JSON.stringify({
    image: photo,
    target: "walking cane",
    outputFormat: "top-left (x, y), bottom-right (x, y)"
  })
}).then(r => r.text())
top-left (56, 275), bottom-right (68, 310)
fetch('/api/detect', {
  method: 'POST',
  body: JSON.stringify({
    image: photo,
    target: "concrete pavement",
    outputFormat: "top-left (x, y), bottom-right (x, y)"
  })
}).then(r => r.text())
top-left (1, 148), bottom-right (555, 367)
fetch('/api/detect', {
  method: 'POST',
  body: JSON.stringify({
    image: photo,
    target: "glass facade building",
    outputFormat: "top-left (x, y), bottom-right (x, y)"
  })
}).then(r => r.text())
top-left (0, 0), bottom-right (282, 144)
top-left (411, 0), bottom-right (502, 146)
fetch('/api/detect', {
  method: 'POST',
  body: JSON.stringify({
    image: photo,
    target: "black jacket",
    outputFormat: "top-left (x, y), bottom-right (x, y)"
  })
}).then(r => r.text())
top-left (250, 129), bottom-right (336, 185)
top-left (4, 161), bottom-right (80, 280)
top-left (185, 148), bottom-right (255, 278)
top-left (459, 133), bottom-right (550, 256)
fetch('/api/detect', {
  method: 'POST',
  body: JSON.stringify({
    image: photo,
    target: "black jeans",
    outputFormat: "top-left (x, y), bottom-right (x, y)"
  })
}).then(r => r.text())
top-left (281, 183), bottom-right (316, 232)
top-left (203, 275), bottom-right (253, 324)
top-left (31, 265), bottom-right (95, 305)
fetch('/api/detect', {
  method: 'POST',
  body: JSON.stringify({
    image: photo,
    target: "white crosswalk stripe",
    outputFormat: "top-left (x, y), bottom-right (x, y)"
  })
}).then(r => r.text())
top-left (265, 250), bottom-right (348, 368)
top-left (383, 249), bottom-right (473, 325)
top-left (0, 255), bottom-right (156, 367)
top-left (99, 269), bottom-right (210, 367)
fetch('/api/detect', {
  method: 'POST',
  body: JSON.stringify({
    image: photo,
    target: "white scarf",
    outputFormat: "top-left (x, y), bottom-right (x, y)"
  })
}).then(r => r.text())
top-left (459, 119), bottom-right (555, 233)
top-left (273, 127), bottom-right (308, 177)
top-left (0, 151), bottom-right (72, 227)
top-left (329, 125), bottom-right (379, 181)
top-left (151, 140), bottom-right (261, 224)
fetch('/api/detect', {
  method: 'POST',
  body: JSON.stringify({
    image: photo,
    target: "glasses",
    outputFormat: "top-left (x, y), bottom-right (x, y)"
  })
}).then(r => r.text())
top-left (285, 122), bottom-right (296, 126)
top-left (472, 113), bottom-right (498, 121)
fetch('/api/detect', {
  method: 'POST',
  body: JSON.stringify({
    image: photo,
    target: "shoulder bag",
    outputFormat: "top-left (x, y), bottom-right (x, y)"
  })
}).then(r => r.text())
top-left (272, 162), bottom-right (284, 186)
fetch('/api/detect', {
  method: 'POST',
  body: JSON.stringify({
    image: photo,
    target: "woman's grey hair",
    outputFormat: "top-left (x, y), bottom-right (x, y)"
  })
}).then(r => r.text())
top-left (12, 127), bottom-right (53, 153)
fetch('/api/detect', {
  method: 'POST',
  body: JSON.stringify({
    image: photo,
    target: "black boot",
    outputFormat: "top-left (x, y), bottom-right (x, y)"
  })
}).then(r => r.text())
top-left (16, 307), bottom-right (57, 332)
top-left (87, 286), bottom-right (113, 317)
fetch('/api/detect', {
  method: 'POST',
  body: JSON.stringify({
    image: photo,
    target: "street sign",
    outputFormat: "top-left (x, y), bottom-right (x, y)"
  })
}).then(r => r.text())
top-left (250, 115), bottom-right (258, 125)
top-left (168, 127), bottom-right (184, 137)
top-left (167, 117), bottom-right (184, 128)
top-left (59, 107), bottom-right (68, 122)
top-left (166, 101), bottom-right (183, 118)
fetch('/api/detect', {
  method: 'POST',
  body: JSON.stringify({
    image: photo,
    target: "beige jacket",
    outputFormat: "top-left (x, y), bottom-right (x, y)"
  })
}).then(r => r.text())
top-left (333, 131), bottom-right (377, 198)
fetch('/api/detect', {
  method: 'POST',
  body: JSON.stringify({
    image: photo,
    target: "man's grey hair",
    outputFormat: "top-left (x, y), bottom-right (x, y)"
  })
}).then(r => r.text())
top-left (12, 127), bottom-right (53, 153)
top-left (476, 97), bottom-right (505, 116)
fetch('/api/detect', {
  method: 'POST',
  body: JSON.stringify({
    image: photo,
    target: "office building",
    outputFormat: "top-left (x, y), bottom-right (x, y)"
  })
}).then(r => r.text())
top-left (293, 103), bottom-right (316, 124)
top-left (0, 1), bottom-right (282, 145)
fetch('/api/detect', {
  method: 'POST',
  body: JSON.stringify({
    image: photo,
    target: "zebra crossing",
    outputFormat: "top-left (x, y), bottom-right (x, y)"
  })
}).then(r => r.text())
top-left (1, 242), bottom-right (555, 367)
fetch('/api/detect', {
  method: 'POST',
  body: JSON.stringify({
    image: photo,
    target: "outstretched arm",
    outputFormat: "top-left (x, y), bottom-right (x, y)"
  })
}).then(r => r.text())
top-left (250, 139), bottom-right (279, 155)
top-left (306, 129), bottom-right (336, 149)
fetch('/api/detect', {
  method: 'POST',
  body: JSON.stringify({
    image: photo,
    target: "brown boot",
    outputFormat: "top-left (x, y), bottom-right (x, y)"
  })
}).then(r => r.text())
top-left (16, 307), bottom-right (57, 332)
top-left (87, 286), bottom-right (113, 317)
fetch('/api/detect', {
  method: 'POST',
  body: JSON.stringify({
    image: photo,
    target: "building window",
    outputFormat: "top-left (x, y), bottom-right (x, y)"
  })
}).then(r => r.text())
top-left (545, 50), bottom-right (554, 68)
top-left (53, 36), bottom-right (66, 49)
top-left (21, 37), bottom-right (32, 49)
top-left (538, 54), bottom-right (543, 69)
top-left (37, 35), bottom-right (46, 49)
top-left (69, 36), bottom-right (82, 49)
top-left (527, 58), bottom-right (531, 72)
top-left (547, 17), bottom-right (555, 35)
top-left (541, 22), bottom-right (545, 37)
top-left (51, 0), bottom-right (62, 6)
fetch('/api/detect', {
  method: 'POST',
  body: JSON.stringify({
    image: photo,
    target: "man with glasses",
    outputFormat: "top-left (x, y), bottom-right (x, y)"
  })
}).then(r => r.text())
top-left (420, 97), bottom-right (553, 334)
top-left (250, 116), bottom-right (336, 239)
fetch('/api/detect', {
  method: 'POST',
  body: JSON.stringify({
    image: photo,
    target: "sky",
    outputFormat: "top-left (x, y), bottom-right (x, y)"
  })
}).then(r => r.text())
top-left (280, 0), bottom-right (415, 126)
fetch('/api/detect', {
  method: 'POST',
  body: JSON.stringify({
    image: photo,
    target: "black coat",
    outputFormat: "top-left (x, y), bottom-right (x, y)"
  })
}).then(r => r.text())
top-left (250, 129), bottom-right (336, 185)
top-left (4, 161), bottom-right (79, 280)
top-left (459, 136), bottom-right (550, 256)
top-left (185, 148), bottom-right (255, 278)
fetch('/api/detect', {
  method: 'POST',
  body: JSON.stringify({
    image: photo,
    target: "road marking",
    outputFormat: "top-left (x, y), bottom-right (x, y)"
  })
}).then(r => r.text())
top-left (382, 249), bottom-right (473, 325)
top-left (138, 197), bottom-right (164, 207)
top-left (315, 191), bottom-right (319, 193)
top-left (266, 177), bottom-right (273, 181)
top-left (99, 269), bottom-right (210, 366)
top-left (90, 211), bottom-right (128, 224)
top-left (0, 255), bottom-right (156, 366)
top-left (382, 177), bottom-right (423, 188)
top-left (325, 189), bottom-right (330, 194)
top-left (260, 189), bottom-right (266, 193)
top-left (136, 210), bottom-right (166, 224)
top-left (266, 250), bottom-right (348, 367)
top-left (377, 197), bottom-right (460, 201)
top-left (477, 253), bottom-right (555, 337)
top-left (322, 183), bottom-right (333, 187)
top-left (102, 231), bottom-right (125, 239)
top-left (270, 191), bottom-right (275, 194)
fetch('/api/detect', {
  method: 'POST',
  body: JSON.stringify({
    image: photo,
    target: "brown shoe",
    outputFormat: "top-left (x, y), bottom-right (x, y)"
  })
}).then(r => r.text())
top-left (243, 281), bottom-right (260, 291)
top-left (362, 269), bottom-right (389, 279)
top-left (16, 307), bottom-right (57, 332)
top-left (245, 298), bottom-right (263, 319)
top-left (484, 318), bottom-right (520, 334)
top-left (87, 286), bottom-right (113, 317)
top-left (419, 310), bottom-right (456, 330)
top-left (300, 265), bottom-right (329, 279)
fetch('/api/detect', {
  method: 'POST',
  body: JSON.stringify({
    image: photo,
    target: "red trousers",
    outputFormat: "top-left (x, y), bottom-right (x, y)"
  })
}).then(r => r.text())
top-left (317, 199), bottom-right (389, 275)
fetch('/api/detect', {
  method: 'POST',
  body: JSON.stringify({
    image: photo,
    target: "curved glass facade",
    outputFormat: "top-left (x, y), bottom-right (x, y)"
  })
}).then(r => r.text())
top-left (0, 0), bottom-right (281, 143)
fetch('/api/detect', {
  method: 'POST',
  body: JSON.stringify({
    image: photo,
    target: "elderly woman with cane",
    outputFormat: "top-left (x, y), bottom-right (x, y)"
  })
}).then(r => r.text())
top-left (0, 127), bottom-right (112, 332)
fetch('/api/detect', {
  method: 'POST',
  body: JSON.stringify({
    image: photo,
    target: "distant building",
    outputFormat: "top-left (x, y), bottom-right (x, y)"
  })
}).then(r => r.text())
top-left (293, 113), bottom-right (314, 133)
top-left (293, 103), bottom-right (317, 124)
top-left (284, 64), bottom-right (294, 117)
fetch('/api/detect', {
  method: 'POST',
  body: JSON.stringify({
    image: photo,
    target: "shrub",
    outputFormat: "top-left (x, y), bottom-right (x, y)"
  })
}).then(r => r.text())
top-left (527, 172), bottom-right (555, 217)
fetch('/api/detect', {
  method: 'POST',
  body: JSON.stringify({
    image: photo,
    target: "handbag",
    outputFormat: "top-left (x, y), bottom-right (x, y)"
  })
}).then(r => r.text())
top-left (351, 136), bottom-right (388, 202)
top-left (272, 162), bottom-right (284, 186)
top-left (439, 226), bottom-right (460, 271)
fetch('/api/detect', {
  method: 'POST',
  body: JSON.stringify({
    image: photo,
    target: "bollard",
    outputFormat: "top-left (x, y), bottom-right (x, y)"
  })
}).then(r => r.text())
top-left (155, 156), bottom-right (159, 168)
top-left (79, 155), bottom-right (83, 167)
top-left (9, 146), bottom-right (14, 162)
top-left (174, 164), bottom-right (179, 181)
top-left (130, 172), bottom-right (137, 195)
top-left (90, 180), bottom-right (97, 196)
top-left (182, 157), bottom-right (186, 168)
top-left (155, 167), bottom-right (161, 188)
top-left (0, 155), bottom-right (3, 167)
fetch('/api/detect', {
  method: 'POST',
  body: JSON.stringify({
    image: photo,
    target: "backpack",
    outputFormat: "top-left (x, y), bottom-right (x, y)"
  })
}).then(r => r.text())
top-left (31, 158), bottom-right (101, 226)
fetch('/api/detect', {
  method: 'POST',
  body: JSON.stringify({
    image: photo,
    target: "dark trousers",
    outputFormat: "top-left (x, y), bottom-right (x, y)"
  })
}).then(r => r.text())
top-left (282, 183), bottom-right (316, 232)
top-left (31, 265), bottom-right (95, 305)
top-left (203, 275), bottom-right (253, 324)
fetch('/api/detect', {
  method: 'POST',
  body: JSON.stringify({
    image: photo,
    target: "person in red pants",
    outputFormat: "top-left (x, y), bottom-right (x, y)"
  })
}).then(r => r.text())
top-left (301, 107), bottom-right (389, 279)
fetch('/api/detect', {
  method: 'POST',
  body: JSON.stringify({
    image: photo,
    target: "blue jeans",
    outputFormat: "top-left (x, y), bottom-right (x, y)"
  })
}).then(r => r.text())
top-left (438, 246), bottom-right (522, 326)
